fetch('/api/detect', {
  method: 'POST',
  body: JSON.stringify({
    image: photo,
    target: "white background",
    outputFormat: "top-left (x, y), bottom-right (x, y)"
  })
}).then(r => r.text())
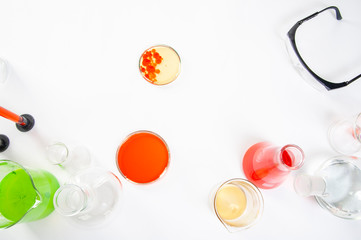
top-left (1, 0), bottom-right (361, 239)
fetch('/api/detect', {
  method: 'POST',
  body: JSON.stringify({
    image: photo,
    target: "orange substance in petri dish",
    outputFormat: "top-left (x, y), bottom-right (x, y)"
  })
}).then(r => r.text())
top-left (116, 132), bottom-right (169, 184)
top-left (140, 49), bottom-right (163, 83)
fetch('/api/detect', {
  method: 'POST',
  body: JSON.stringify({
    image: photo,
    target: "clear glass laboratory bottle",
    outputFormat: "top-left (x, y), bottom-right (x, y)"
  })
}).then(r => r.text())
top-left (294, 156), bottom-right (361, 219)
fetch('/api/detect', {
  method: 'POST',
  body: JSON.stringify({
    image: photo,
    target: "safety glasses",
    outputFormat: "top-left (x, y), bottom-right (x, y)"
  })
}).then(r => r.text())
top-left (287, 6), bottom-right (361, 91)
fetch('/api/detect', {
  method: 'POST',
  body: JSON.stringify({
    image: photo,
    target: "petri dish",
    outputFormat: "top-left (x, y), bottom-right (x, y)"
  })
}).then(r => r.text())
top-left (139, 45), bottom-right (181, 85)
top-left (116, 131), bottom-right (170, 184)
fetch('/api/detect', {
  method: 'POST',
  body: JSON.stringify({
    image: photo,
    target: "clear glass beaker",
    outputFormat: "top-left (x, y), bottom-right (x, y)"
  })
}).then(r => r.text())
top-left (46, 142), bottom-right (92, 174)
top-left (328, 113), bottom-right (361, 155)
top-left (242, 142), bottom-right (304, 189)
top-left (0, 159), bottom-right (60, 228)
top-left (213, 178), bottom-right (263, 232)
top-left (53, 167), bottom-right (122, 226)
top-left (294, 156), bottom-right (361, 219)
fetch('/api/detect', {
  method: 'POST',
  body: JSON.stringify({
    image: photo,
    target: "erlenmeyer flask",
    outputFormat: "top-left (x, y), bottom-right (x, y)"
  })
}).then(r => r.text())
top-left (0, 160), bottom-right (60, 228)
top-left (242, 142), bottom-right (304, 189)
top-left (328, 113), bottom-right (361, 155)
top-left (53, 167), bottom-right (122, 226)
top-left (294, 156), bottom-right (361, 219)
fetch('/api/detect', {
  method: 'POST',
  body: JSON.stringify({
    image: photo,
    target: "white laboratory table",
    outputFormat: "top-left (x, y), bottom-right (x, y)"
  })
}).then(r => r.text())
top-left (1, 0), bottom-right (361, 239)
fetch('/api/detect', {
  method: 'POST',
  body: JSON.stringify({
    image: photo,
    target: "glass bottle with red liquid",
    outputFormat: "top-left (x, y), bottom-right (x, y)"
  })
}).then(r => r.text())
top-left (242, 142), bottom-right (304, 189)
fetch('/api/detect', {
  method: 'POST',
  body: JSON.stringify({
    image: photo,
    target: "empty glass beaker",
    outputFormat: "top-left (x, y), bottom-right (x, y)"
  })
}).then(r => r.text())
top-left (46, 142), bottom-right (92, 174)
top-left (294, 156), bottom-right (361, 219)
top-left (243, 142), bottom-right (304, 189)
top-left (53, 167), bottom-right (122, 226)
top-left (328, 113), bottom-right (361, 155)
top-left (213, 178), bottom-right (263, 232)
top-left (0, 159), bottom-right (60, 228)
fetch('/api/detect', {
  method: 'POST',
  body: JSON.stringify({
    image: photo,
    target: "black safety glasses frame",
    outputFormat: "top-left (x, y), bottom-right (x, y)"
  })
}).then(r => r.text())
top-left (287, 6), bottom-right (361, 91)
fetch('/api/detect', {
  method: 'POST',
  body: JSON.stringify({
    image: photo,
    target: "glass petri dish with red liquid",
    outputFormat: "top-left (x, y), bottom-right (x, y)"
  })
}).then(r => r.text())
top-left (116, 131), bottom-right (170, 184)
top-left (139, 45), bottom-right (181, 85)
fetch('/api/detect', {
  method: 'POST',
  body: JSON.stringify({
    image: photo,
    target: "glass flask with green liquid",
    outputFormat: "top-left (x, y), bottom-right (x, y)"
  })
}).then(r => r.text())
top-left (0, 159), bottom-right (60, 228)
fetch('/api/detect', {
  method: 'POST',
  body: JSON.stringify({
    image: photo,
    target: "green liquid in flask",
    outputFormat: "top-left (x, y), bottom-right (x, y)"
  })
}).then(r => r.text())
top-left (0, 168), bottom-right (59, 228)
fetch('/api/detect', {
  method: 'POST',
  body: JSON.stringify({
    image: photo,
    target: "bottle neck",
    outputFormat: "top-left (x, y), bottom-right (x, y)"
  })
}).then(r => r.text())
top-left (279, 145), bottom-right (304, 170)
top-left (46, 142), bottom-right (69, 165)
top-left (294, 174), bottom-right (326, 197)
top-left (54, 184), bottom-right (88, 216)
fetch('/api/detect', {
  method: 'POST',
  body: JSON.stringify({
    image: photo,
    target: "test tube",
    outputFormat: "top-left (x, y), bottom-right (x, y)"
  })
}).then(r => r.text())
top-left (0, 106), bottom-right (35, 132)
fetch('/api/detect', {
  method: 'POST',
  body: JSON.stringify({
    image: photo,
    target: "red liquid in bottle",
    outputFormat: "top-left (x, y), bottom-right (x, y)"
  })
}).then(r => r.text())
top-left (116, 131), bottom-right (169, 184)
top-left (242, 142), bottom-right (297, 189)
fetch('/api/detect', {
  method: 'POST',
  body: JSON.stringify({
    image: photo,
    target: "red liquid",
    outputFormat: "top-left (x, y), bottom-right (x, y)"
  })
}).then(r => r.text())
top-left (116, 131), bottom-right (169, 184)
top-left (282, 150), bottom-right (293, 167)
top-left (242, 142), bottom-right (293, 189)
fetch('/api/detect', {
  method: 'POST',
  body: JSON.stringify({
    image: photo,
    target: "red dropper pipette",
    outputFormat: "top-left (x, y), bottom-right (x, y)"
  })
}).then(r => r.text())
top-left (0, 106), bottom-right (35, 132)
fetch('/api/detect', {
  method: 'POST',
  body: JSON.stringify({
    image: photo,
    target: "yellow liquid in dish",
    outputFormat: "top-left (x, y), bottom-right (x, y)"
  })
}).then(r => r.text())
top-left (140, 45), bottom-right (181, 85)
top-left (215, 184), bottom-right (247, 220)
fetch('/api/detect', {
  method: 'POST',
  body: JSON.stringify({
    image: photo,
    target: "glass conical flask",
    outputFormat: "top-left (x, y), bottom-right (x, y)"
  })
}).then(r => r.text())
top-left (53, 167), bottom-right (122, 226)
top-left (294, 156), bottom-right (361, 220)
top-left (0, 160), bottom-right (60, 228)
top-left (328, 113), bottom-right (361, 155)
top-left (242, 142), bottom-right (304, 189)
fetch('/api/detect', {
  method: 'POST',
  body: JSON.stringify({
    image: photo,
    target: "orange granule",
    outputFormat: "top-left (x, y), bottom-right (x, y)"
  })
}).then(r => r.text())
top-left (140, 49), bottom-right (163, 83)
